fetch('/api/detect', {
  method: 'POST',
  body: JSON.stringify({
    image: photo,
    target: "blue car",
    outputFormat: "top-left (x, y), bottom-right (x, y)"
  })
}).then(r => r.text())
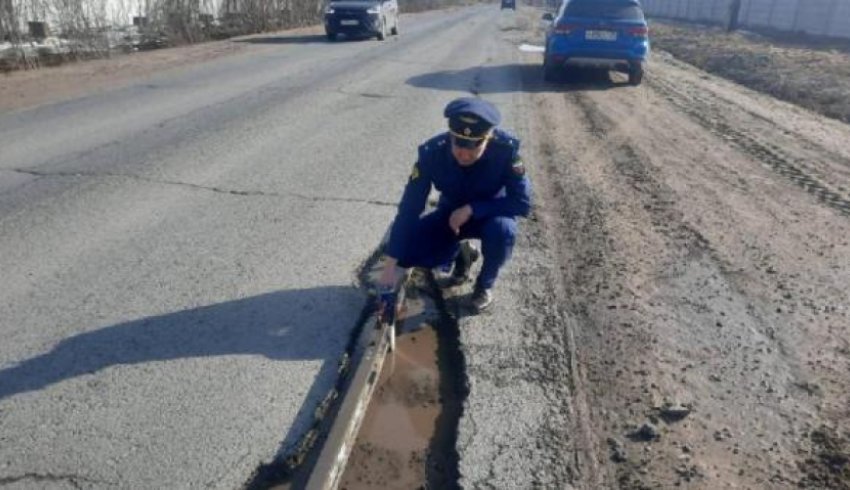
top-left (542, 0), bottom-right (650, 85)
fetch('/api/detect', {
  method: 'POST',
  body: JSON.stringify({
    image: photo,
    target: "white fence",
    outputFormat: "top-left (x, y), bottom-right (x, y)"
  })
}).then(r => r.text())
top-left (641, 0), bottom-right (850, 39)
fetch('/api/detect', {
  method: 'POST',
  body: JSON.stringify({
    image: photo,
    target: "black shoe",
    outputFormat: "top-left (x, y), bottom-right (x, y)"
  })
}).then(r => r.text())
top-left (434, 241), bottom-right (480, 288)
top-left (469, 286), bottom-right (493, 312)
top-left (452, 240), bottom-right (480, 283)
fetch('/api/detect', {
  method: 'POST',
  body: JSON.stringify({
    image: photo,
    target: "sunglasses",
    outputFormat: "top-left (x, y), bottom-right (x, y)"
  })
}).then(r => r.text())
top-left (450, 133), bottom-right (489, 149)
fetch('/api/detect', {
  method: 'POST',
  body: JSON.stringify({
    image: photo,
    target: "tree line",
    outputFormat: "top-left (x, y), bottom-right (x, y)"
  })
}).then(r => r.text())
top-left (0, 0), bottom-right (471, 70)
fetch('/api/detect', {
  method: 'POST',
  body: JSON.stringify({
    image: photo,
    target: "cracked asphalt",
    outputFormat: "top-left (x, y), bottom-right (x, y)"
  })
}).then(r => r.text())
top-left (0, 6), bottom-right (499, 488)
top-left (6, 167), bottom-right (398, 205)
top-left (5, 4), bottom-right (850, 489)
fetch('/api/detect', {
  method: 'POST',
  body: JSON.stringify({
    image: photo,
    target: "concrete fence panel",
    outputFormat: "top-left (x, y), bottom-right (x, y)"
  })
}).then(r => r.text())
top-left (670, 0), bottom-right (681, 18)
top-left (659, 0), bottom-right (671, 17)
top-left (688, 0), bottom-right (700, 20)
top-left (830, 0), bottom-right (850, 37)
top-left (740, 0), bottom-right (752, 24)
top-left (710, 0), bottom-right (727, 22)
top-left (695, 0), bottom-right (713, 21)
top-left (646, 0), bottom-right (660, 15)
top-left (641, 0), bottom-right (850, 39)
top-left (742, 0), bottom-right (773, 26)
top-left (692, 0), bottom-right (703, 20)
top-left (770, 0), bottom-right (798, 31)
top-left (794, 0), bottom-right (833, 35)
top-left (649, 0), bottom-right (662, 17)
top-left (665, 0), bottom-right (676, 17)
top-left (645, 0), bottom-right (658, 16)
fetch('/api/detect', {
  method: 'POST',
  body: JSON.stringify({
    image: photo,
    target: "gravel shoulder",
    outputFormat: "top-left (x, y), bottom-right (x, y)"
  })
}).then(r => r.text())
top-left (0, 25), bottom-right (324, 114)
top-left (511, 10), bottom-right (850, 489)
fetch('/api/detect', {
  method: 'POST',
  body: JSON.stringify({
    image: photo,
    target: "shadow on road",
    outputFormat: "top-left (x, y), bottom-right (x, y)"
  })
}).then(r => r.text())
top-left (0, 285), bottom-right (367, 455)
top-left (406, 63), bottom-right (629, 94)
top-left (236, 33), bottom-right (382, 44)
top-left (236, 34), bottom-right (330, 44)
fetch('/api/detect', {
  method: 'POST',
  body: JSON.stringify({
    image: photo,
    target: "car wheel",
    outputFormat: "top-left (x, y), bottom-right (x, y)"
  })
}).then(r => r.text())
top-left (628, 62), bottom-right (643, 85)
top-left (376, 19), bottom-right (386, 40)
top-left (326, 31), bottom-right (336, 41)
top-left (391, 17), bottom-right (399, 35)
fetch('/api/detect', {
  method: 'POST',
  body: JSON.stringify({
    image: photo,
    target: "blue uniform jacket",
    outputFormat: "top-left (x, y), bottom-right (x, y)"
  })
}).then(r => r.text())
top-left (386, 128), bottom-right (532, 260)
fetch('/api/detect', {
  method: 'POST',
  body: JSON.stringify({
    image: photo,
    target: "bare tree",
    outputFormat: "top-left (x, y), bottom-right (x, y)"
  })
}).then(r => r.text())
top-left (1, 0), bottom-right (22, 42)
top-left (2, 0), bottom-right (470, 72)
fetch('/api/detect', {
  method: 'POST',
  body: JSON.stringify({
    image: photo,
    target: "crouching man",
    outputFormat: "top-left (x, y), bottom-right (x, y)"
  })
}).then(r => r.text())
top-left (377, 97), bottom-right (532, 312)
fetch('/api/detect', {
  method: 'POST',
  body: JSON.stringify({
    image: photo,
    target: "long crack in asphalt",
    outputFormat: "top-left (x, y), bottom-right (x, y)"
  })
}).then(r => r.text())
top-left (0, 473), bottom-right (108, 488)
top-left (5, 168), bottom-right (397, 207)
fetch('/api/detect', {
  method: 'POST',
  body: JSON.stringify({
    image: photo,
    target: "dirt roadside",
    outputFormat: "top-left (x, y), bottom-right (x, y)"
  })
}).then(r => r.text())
top-left (512, 11), bottom-right (850, 489)
top-left (0, 24), bottom-right (325, 114)
top-left (649, 20), bottom-right (850, 124)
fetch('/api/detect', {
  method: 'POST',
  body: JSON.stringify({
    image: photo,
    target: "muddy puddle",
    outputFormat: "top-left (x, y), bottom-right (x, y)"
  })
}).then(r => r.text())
top-left (336, 267), bottom-right (462, 489)
top-left (338, 323), bottom-right (441, 489)
top-left (259, 269), bottom-right (462, 490)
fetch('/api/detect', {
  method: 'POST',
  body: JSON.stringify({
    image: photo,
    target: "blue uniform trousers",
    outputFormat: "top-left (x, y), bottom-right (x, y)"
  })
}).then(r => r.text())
top-left (395, 209), bottom-right (517, 290)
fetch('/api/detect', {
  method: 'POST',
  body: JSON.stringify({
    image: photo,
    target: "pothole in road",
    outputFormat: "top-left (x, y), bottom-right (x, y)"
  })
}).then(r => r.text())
top-left (339, 323), bottom-right (440, 488)
top-left (258, 270), bottom-right (466, 490)
top-left (338, 275), bottom-right (465, 489)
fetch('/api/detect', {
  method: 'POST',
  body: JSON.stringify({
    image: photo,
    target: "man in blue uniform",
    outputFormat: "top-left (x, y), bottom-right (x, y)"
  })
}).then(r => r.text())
top-left (378, 97), bottom-right (532, 311)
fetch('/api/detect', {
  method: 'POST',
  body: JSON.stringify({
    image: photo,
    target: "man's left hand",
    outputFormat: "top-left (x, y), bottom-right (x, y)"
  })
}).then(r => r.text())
top-left (449, 205), bottom-right (473, 235)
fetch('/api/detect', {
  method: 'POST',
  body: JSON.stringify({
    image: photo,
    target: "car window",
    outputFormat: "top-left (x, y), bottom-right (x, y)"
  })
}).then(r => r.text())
top-left (557, 0), bottom-right (568, 17)
top-left (564, 2), bottom-right (644, 20)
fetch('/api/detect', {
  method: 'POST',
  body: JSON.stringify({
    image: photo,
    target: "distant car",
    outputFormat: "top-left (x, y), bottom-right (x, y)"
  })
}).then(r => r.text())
top-left (324, 0), bottom-right (399, 41)
top-left (542, 0), bottom-right (650, 85)
top-left (501, 0), bottom-right (516, 10)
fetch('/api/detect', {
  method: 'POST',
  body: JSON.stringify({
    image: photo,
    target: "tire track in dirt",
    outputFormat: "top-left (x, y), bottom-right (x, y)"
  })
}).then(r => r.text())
top-left (540, 89), bottom-right (698, 488)
top-left (565, 91), bottom-right (747, 488)
top-left (520, 90), bottom-right (610, 489)
top-left (571, 85), bottom-right (850, 488)
top-left (531, 79), bottom-right (847, 487)
top-left (515, 11), bottom-right (849, 486)
top-left (526, 86), bottom-right (686, 488)
top-left (648, 75), bottom-right (850, 217)
top-left (569, 93), bottom-right (718, 263)
top-left (532, 131), bottom-right (606, 490)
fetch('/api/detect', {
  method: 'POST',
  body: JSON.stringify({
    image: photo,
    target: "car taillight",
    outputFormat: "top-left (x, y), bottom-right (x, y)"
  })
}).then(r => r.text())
top-left (627, 26), bottom-right (648, 37)
top-left (554, 23), bottom-right (577, 34)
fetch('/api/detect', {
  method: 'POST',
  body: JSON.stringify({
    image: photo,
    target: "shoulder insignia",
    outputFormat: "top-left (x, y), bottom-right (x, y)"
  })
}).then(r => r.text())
top-left (491, 133), bottom-right (517, 148)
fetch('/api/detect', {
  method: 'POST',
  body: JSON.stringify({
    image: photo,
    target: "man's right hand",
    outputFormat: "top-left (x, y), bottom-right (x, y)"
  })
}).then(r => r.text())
top-left (449, 204), bottom-right (473, 235)
top-left (378, 256), bottom-right (399, 289)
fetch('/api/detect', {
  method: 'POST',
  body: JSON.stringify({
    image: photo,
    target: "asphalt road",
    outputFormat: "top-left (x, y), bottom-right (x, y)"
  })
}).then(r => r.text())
top-left (5, 4), bottom-right (850, 490)
top-left (0, 6), bottom-right (520, 487)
